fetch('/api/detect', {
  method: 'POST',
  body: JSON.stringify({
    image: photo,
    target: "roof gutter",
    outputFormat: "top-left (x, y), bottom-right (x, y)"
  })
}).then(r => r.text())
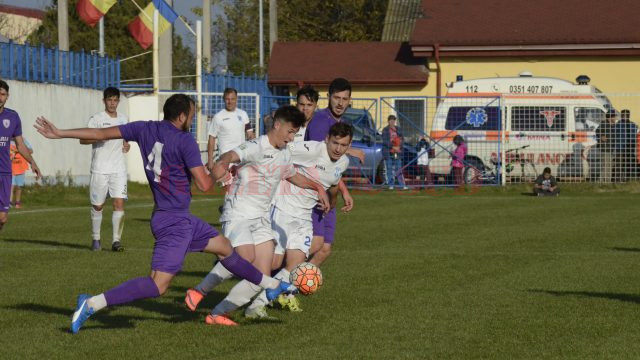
top-left (434, 43), bottom-right (441, 100)
top-left (412, 43), bottom-right (640, 52)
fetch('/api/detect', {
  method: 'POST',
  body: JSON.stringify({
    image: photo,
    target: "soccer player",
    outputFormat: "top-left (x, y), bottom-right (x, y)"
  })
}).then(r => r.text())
top-left (246, 122), bottom-right (353, 314)
top-left (80, 87), bottom-right (129, 252)
top-left (184, 106), bottom-right (330, 324)
top-left (35, 94), bottom-right (295, 334)
top-left (0, 79), bottom-right (41, 230)
top-left (304, 78), bottom-right (360, 266)
top-left (293, 85), bottom-right (319, 143)
top-left (206, 87), bottom-right (254, 171)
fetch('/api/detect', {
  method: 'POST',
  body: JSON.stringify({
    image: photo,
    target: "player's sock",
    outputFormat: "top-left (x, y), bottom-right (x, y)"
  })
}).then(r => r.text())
top-left (91, 208), bottom-right (103, 240)
top-left (112, 210), bottom-right (124, 242)
top-left (219, 251), bottom-right (279, 289)
top-left (103, 276), bottom-right (160, 306)
top-left (211, 280), bottom-right (261, 316)
top-left (247, 268), bottom-right (290, 312)
top-left (195, 261), bottom-right (233, 294)
top-left (86, 293), bottom-right (107, 312)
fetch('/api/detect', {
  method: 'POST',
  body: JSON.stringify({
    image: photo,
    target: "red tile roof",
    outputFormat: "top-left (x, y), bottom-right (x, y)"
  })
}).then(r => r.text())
top-left (267, 42), bottom-right (428, 86)
top-left (411, 0), bottom-right (640, 47)
top-left (0, 4), bottom-right (45, 20)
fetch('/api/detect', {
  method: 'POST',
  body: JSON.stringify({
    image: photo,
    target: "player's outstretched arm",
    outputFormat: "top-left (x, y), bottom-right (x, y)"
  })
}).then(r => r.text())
top-left (35, 116), bottom-right (122, 141)
top-left (337, 179), bottom-right (353, 213)
top-left (211, 150), bottom-right (240, 184)
top-left (189, 166), bottom-right (213, 192)
top-left (287, 173), bottom-right (330, 213)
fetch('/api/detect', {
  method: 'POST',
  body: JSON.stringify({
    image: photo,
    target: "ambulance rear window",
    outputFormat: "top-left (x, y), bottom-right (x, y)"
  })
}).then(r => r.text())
top-left (511, 106), bottom-right (566, 131)
top-left (445, 107), bottom-right (500, 131)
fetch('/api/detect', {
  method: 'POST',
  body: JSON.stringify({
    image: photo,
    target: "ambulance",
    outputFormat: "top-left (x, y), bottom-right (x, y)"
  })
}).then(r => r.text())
top-left (428, 73), bottom-right (613, 183)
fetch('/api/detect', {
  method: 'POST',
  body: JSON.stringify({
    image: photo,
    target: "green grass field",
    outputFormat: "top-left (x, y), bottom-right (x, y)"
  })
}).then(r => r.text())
top-left (2, 184), bottom-right (640, 359)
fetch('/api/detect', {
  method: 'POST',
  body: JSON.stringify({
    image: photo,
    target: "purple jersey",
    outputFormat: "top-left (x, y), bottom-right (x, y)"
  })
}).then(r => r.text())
top-left (304, 108), bottom-right (338, 142)
top-left (119, 121), bottom-right (202, 212)
top-left (0, 108), bottom-right (23, 175)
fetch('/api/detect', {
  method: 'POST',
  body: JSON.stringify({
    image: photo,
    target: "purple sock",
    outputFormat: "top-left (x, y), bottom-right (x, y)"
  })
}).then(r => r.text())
top-left (220, 251), bottom-right (263, 285)
top-left (104, 277), bottom-right (160, 306)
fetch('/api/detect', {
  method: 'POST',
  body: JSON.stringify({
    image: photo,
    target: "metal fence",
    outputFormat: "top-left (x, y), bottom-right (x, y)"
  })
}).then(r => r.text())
top-left (0, 41), bottom-right (120, 89)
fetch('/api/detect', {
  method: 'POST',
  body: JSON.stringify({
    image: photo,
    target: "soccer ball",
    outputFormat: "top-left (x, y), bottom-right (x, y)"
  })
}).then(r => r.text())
top-left (289, 262), bottom-right (323, 295)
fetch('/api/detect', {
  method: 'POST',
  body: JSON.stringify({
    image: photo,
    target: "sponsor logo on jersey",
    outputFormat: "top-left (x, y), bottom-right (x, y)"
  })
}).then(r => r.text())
top-left (303, 144), bottom-right (310, 151)
top-left (315, 164), bottom-right (326, 171)
top-left (263, 154), bottom-right (274, 159)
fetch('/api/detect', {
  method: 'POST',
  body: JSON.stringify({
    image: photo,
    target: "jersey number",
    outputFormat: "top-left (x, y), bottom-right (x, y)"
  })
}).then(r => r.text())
top-left (146, 142), bottom-right (164, 182)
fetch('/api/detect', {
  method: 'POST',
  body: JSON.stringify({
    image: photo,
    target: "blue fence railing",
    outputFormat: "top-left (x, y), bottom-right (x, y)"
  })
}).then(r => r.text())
top-left (0, 41), bottom-right (120, 89)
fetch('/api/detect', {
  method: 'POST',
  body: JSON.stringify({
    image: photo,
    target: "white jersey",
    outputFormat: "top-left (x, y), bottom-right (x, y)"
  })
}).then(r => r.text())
top-left (274, 141), bottom-right (349, 219)
top-left (208, 108), bottom-right (250, 155)
top-left (293, 125), bottom-right (306, 143)
top-left (87, 111), bottom-right (128, 174)
top-left (221, 135), bottom-right (296, 221)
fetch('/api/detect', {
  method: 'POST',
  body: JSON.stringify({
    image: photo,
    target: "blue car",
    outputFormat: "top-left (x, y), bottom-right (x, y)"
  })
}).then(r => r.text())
top-left (341, 108), bottom-right (417, 184)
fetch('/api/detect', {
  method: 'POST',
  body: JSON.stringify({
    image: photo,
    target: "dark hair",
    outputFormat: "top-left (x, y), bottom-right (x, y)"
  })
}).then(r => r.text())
top-left (103, 87), bottom-right (120, 99)
top-left (296, 85), bottom-right (319, 103)
top-left (621, 109), bottom-right (630, 120)
top-left (0, 79), bottom-right (9, 92)
top-left (328, 78), bottom-right (351, 96)
top-left (163, 94), bottom-right (195, 121)
top-left (273, 105), bottom-right (305, 128)
top-left (543, 167), bottom-right (551, 174)
top-left (388, 115), bottom-right (397, 121)
top-left (453, 135), bottom-right (464, 146)
top-left (223, 87), bottom-right (237, 98)
top-left (328, 122), bottom-right (353, 140)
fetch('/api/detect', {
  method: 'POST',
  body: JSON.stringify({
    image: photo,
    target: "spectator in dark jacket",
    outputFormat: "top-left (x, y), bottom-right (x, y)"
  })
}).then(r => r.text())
top-left (613, 109), bottom-right (638, 182)
top-left (595, 109), bottom-right (616, 182)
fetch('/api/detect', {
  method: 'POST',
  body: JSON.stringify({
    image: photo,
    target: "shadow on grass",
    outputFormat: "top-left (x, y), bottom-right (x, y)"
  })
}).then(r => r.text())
top-left (528, 289), bottom-right (640, 304)
top-left (609, 247), bottom-right (640, 253)
top-left (7, 303), bottom-right (154, 333)
top-left (178, 270), bottom-right (211, 278)
top-left (133, 218), bottom-right (150, 223)
top-left (2, 238), bottom-right (88, 250)
top-left (520, 192), bottom-right (537, 197)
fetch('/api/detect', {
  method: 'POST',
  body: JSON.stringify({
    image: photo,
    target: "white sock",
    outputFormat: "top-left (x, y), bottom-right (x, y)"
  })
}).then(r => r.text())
top-left (90, 208), bottom-right (103, 241)
top-left (247, 268), bottom-right (290, 312)
top-left (112, 210), bottom-right (124, 243)
top-left (87, 293), bottom-right (107, 312)
top-left (195, 262), bottom-right (233, 294)
top-left (212, 280), bottom-right (261, 316)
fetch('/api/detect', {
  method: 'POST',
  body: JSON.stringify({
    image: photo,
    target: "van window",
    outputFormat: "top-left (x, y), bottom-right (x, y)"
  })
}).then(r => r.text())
top-left (445, 106), bottom-right (500, 131)
top-left (574, 107), bottom-right (604, 131)
top-left (511, 106), bottom-right (566, 131)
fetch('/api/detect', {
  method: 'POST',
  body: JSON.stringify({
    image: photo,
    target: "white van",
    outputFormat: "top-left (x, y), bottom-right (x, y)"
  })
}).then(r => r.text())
top-left (428, 73), bottom-right (614, 183)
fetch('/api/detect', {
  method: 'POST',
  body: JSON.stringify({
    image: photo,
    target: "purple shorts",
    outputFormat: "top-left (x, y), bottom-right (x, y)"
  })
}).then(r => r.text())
top-left (150, 211), bottom-right (219, 274)
top-left (311, 207), bottom-right (336, 244)
top-left (0, 175), bottom-right (11, 212)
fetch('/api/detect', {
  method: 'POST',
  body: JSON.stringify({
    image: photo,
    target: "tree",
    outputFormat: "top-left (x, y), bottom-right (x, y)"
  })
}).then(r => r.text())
top-left (205, 0), bottom-right (388, 75)
top-left (28, 0), bottom-right (196, 88)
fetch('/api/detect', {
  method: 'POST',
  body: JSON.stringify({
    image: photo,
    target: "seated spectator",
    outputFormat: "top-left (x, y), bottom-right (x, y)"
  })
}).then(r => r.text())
top-left (533, 167), bottom-right (559, 196)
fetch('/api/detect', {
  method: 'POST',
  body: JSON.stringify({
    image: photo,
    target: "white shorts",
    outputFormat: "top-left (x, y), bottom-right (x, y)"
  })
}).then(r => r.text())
top-left (222, 216), bottom-right (275, 247)
top-left (271, 206), bottom-right (313, 256)
top-left (90, 172), bottom-right (128, 205)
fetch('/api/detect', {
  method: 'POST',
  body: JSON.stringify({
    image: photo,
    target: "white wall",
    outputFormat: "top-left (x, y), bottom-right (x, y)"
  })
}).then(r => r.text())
top-left (8, 81), bottom-right (124, 185)
top-left (126, 95), bottom-right (161, 184)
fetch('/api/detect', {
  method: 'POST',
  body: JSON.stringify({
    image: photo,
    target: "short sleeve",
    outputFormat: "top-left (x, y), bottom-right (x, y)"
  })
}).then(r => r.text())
top-left (208, 116), bottom-right (219, 137)
top-left (12, 114), bottom-right (22, 137)
top-left (87, 115), bottom-right (98, 128)
top-left (232, 139), bottom-right (260, 163)
top-left (289, 141), bottom-right (320, 167)
top-left (241, 110), bottom-right (250, 125)
top-left (181, 134), bottom-right (203, 169)
top-left (332, 157), bottom-right (350, 185)
top-left (118, 121), bottom-right (147, 143)
top-left (281, 151), bottom-right (296, 179)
